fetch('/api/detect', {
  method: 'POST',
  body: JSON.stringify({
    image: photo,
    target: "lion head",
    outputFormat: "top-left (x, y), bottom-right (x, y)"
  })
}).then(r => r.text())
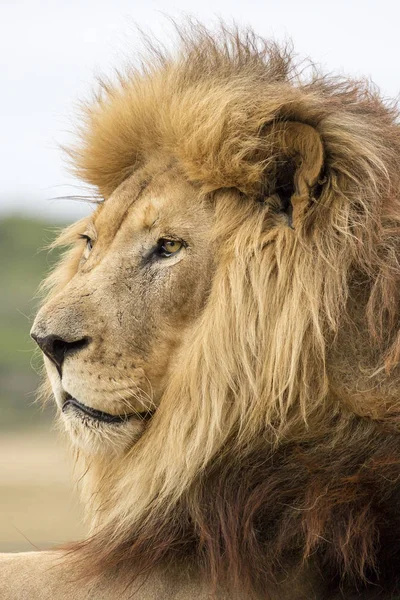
top-left (31, 25), bottom-right (400, 599)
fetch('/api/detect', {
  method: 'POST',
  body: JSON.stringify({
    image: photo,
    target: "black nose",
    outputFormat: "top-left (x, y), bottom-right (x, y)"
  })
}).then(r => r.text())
top-left (31, 333), bottom-right (90, 369)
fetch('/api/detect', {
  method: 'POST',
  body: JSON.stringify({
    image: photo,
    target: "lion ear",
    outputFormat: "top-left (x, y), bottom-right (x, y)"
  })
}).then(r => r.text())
top-left (264, 121), bottom-right (324, 227)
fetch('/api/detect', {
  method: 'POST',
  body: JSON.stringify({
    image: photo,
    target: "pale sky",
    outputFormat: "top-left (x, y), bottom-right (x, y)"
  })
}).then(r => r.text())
top-left (1, 0), bottom-right (399, 221)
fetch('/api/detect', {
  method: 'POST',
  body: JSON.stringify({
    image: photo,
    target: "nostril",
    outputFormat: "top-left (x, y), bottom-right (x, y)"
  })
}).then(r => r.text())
top-left (59, 337), bottom-right (90, 354)
top-left (31, 333), bottom-right (91, 369)
top-left (52, 338), bottom-right (69, 366)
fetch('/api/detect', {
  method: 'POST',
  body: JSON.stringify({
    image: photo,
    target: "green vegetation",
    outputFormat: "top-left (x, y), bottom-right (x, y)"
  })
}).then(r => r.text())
top-left (0, 216), bottom-right (66, 429)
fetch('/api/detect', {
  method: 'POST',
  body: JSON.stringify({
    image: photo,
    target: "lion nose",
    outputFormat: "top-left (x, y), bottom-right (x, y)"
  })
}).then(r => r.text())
top-left (31, 333), bottom-right (90, 369)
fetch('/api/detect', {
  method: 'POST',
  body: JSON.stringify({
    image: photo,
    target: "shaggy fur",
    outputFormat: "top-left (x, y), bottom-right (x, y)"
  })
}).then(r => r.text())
top-left (41, 25), bottom-right (400, 599)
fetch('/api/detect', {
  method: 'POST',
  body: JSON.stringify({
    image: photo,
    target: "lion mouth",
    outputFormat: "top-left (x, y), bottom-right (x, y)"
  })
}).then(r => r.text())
top-left (62, 394), bottom-right (154, 424)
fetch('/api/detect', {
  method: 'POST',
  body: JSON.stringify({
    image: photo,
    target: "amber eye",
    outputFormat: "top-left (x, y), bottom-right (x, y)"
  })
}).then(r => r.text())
top-left (157, 238), bottom-right (183, 258)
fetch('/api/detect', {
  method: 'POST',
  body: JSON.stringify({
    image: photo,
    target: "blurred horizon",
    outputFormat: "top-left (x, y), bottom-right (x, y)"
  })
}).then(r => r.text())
top-left (0, 214), bottom-right (67, 432)
top-left (1, 195), bottom-right (94, 223)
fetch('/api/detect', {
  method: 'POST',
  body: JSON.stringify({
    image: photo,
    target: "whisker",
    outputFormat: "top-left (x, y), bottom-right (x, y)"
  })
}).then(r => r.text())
top-left (112, 366), bottom-right (157, 410)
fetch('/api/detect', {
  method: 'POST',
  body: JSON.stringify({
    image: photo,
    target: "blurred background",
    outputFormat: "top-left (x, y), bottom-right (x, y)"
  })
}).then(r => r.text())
top-left (1, 0), bottom-right (399, 552)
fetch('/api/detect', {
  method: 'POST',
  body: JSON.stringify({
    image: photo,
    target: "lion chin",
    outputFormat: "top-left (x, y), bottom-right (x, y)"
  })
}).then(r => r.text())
top-left (38, 353), bottom-right (156, 455)
top-left (29, 22), bottom-right (400, 600)
top-left (61, 394), bottom-right (154, 456)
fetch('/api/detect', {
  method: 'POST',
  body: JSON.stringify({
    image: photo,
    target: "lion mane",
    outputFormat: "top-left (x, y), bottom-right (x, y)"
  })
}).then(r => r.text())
top-left (46, 25), bottom-right (400, 599)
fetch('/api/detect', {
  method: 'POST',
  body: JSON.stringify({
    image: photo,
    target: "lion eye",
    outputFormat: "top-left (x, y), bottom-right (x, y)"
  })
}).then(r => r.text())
top-left (157, 238), bottom-right (183, 257)
top-left (79, 234), bottom-right (93, 257)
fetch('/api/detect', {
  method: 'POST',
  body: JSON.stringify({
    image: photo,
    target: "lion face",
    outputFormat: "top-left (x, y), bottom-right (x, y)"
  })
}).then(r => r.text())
top-left (31, 161), bottom-right (214, 454)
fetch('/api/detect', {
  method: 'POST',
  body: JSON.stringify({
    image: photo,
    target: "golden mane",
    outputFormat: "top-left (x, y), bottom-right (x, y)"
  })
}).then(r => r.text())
top-left (46, 24), bottom-right (400, 598)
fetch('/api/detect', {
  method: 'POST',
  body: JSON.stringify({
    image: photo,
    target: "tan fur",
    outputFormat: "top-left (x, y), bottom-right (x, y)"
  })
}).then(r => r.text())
top-left (4, 24), bottom-right (400, 600)
top-left (0, 551), bottom-right (328, 600)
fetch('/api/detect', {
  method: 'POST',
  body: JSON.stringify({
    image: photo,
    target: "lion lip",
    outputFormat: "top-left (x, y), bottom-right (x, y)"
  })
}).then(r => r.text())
top-left (62, 394), bottom-right (153, 424)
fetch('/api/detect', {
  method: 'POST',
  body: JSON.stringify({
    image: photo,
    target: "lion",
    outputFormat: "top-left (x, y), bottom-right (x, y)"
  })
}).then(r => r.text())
top-left (2, 24), bottom-right (400, 600)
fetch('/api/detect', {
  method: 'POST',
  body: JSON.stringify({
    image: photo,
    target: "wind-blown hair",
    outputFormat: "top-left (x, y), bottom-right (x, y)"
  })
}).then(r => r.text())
top-left (48, 24), bottom-right (400, 598)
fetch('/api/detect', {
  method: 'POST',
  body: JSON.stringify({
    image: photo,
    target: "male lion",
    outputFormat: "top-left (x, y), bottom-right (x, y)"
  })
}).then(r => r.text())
top-left (2, 25), bottom-right (400, 600)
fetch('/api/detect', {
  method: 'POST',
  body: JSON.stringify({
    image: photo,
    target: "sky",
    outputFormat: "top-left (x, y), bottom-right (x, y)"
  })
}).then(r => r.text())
top-left (1, 0), bottom-right (400, 222)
